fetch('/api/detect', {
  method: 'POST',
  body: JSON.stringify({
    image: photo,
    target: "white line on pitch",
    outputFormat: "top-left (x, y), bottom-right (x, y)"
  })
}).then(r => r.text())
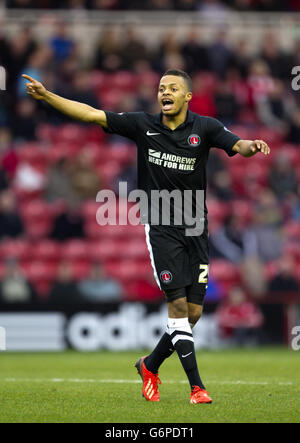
top-left (1, 378), bottom-right (293, 386)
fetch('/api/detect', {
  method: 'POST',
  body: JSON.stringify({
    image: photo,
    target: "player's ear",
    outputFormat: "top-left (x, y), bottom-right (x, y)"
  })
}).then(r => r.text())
top-left (185, 91), bottom-right (192, 103)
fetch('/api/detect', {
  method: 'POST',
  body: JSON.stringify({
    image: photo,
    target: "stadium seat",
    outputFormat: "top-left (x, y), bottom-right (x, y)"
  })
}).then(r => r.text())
top-left (60, 240), bottom-right (90, 262)
top-left (89, 240), bottom-right (121, 261)
top-left (210, 259), bottom-right (241, 286)
top-left (230, 200), bottom-right (254, 223)
top-left (17, 143), bottom-right (48, 171)
top-left (206, 199), bottom-right (229, 224)
top-left (284, 222), bottom-right (300, 240)
top-left (71, 261), bottom-right (91, 280)
top-left (110, 71), bottom-right (137, 92)
top-left (52, 124), bottom-right (88, 145)
top-left (21, 261), bottom-right (58, 283)
top-left (32, 240), bottom-right (61, 263)
top-left (0, 239), bottom-right (30, 262)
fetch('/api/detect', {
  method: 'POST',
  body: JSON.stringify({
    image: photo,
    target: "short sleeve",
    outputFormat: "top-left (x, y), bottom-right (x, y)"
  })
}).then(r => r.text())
top-left (104, 111), bottom-right (143, 141)
top-left (206, 117), bottom-right (240, 157)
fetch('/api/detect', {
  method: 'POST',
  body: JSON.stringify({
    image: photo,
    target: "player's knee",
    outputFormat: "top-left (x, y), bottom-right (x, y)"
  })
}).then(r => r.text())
top-left (188, 311), bottom-right (202, 326)
top-left (188, 304), bottom-right (203, 326)
top-left (164, 288), bottom-right (188, 318)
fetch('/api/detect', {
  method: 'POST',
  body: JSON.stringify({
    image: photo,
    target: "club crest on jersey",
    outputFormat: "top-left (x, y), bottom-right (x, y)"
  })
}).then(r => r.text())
top-left (160, 270), bottom-right (173, 284)
top-left (188, 134), bottom-right (201, 147)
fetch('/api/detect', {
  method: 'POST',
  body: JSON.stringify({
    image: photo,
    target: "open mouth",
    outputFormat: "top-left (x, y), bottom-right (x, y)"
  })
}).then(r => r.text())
top-left (162, 98), bottom-right (174, 111)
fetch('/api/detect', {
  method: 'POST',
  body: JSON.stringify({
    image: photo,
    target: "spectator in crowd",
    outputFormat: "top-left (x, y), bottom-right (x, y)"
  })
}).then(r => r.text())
top-left (216, 286), bottom-right (264, 346)
top-left (63, 70), bottom-right (100, 118)
top-left (189, 74), bottom-right (217, 117)
top-left (153, 32), bottom-right (184, 73)
top-left (0, 258), bottom-right (36, 304)
top-left (10, 98), bottom-right (39, 142)
top-left (49, 21), bottom-right (76, 64)
top-left (287, 107), bottom-right (300, 144)
top-left (45, 157), bottom-right (79, 205)
top-left (48, 260), bottom-right (82, 304)
top-left (78, 262), bottom-right (123, 302)
top-left (113, 156), bottom-right (137, 196)
top-left (247, 59), bottom-right (275, 105)
top-left (5, 27), bottom-right (37, 92)
top-left (268, 153), bottom-right (298, 201)
top-left (119, 27), bottom-right (150, 71)
top-left (50, 204), bottom-right (85, 241)
top-left (0, 163), bottom-right (8, 193)
top-left (93, 28), bottom-right (123, 72)
top-left (0, 190), bottom-right (24, 240)
top-left (14, 162), bottom-right (45, 193)
top-left (268, 255), bottom-right (300, 294)
top-left (18, 46), bottom-right (52, 98)
top-left (230, 38), bottom-right (253, 79)
top-left (207, 30), bottom-right (233, 78)
top-left (180, 29), bottom-right (210, 74)
top-left (251, 189), bottom-right (283, 262)
top-left (214, 79), bottom-right (240, 126)
top-left (259, 32), bottom-right (293, 80)
top-left (209, 213), bottom-right (258, 263)
top-left (209, 169), bottom-right (235, 201)
top-left (0, 128), bottom-right (19, 181)
top-left (69, 150), bottom-right (101, 202)
top-left (255, 79), bottom-right (293, 134)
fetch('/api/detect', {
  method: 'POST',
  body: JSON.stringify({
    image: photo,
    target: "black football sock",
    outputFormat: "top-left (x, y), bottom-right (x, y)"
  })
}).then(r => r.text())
top-left (167, 317), bottom-right (205, 391)
top-left (144, 333), bottom-right (174, 374)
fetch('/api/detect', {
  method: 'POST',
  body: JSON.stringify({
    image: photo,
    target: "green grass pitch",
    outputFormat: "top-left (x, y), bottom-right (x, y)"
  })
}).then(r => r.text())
top-left (1, 347), bottom-right (300, 423)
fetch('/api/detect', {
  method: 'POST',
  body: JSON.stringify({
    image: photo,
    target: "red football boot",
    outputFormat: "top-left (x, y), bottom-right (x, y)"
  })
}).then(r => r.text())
top-left (190, 386), bottom-right (212, 404)
top-left (135, 356), bottom-right (161, 402)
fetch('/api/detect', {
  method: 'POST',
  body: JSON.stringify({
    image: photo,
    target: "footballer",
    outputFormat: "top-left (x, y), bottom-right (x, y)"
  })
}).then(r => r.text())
top-left (22, 69), bottom-right (270, 405)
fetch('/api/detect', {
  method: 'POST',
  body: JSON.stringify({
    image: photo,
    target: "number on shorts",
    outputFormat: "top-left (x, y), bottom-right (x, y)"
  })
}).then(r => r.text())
top-left (198, 264), bottom-right (209, 284)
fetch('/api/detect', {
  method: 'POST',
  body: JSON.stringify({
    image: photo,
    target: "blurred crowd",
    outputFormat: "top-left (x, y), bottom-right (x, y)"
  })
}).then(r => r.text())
top-left (5, 0), bottom-right (300, 12)
top-left (0, 18), bottom-right (300, 309)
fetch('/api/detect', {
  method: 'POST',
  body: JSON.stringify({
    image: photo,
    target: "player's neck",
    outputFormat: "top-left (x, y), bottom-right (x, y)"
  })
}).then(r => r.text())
top-left (162, 107), bottom-right (188, 131)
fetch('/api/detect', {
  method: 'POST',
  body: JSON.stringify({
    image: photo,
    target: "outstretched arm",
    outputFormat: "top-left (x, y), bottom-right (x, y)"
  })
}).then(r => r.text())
top-left (232, 139), bottom-right (271, 157)
top-left (22, 74), bottom-right (108, 128)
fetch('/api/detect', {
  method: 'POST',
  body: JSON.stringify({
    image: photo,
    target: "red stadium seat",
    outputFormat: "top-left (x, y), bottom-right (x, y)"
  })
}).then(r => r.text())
top-left (25, 219), bottom-right (53, 239)
top-left (0, 239), bottom-right (31, 261)
top-left (110, 71), bottom-right (137, 92)
top-left (210, 259), bottom-right (241, 285)
top-left (20, 200), bottom-right (52, 222)
top-left (206, 199), bottom-right (229, 224)
top-left (32, 240), bottom-right (61, 263)
top-left (89, 240), bottom-right (121, 261)
top-left (284, 222), bottom-right (300, 240)
top-left (230, 200), bottom-right (254, 223)
top-left (21, 261), bottom-right (58, 283)
top-left (52, 124), bottom-right (88, 145)
top-left (71, 261), bottom-right (91, 280)
top-left (61, 240), bottom-right (89, 262)
top-left (122, 240), bottom-right (148, 259)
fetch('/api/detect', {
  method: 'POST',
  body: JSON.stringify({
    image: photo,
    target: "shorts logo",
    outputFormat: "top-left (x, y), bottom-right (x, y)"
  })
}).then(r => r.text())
top-left (160, 270), bottom-right (173, 284)
top-left (188, 134), bottom-right (201, 147)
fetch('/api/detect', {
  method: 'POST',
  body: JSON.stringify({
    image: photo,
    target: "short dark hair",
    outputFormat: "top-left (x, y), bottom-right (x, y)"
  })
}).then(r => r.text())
top-left (162, 69), bottom-right (193, 92)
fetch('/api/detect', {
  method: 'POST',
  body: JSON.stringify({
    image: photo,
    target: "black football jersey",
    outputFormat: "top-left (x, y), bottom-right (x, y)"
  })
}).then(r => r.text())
top-left (104, 110), bottom-right (240, 229)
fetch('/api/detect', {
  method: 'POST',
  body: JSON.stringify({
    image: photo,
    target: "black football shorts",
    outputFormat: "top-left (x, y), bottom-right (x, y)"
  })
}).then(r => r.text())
top-left (144, 223), bottom-right (209, 305)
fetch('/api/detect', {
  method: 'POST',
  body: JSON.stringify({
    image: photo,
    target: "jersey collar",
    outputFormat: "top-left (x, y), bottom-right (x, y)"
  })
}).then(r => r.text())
top-left (154, 110), bottom-right (194, 131)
